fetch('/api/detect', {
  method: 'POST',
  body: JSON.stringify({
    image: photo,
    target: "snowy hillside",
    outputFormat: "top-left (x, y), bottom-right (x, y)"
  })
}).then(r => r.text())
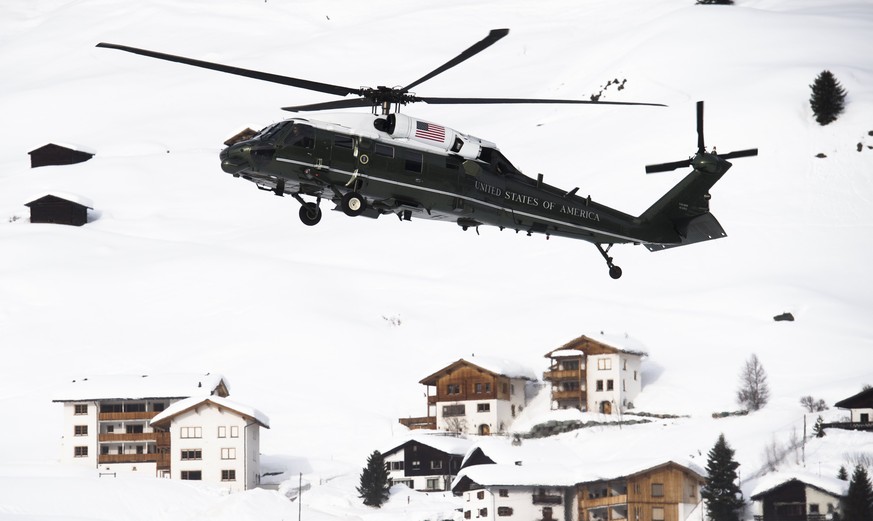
top-left (1, 0), bottom-right (872, 519)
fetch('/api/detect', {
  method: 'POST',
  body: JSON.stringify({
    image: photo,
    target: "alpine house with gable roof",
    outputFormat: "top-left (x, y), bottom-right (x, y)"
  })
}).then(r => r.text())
top-left (399, 356), bottom-right (536, 436)
top-left (543, 333), bottom-right (646, 414)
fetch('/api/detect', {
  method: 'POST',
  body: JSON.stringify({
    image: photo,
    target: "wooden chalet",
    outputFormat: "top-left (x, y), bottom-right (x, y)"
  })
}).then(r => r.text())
top-left (28, 143), bottom-right (94, 168)
top-left (829, 387), bottom-right (873, 430)
top-left (750, 476), bottom-right (846, 521)
top-left (26, 193), bottom-right (92, 226)
top-left (543, 334), bottom-right (646, 413)
top-left (399, 357), bottom-right (534, 435)
top-left (576, 461), bottom-right (704, 521)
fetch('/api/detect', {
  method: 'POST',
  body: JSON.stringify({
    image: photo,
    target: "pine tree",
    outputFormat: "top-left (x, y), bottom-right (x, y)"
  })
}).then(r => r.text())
top-left (702, 434), bottom-right (744, 521)
top-left (839, 466), bottom-right (849, 481)
top-left (810, 70), bottom-right (847, 126)
top-left (844, 465), bottom-right (873, 521)
top-left (356, 450), bottom-right (390, 507)
top-left (813, 415), bottom-right (826, 438)
top-left (737, 354), bottom-right (770, 411)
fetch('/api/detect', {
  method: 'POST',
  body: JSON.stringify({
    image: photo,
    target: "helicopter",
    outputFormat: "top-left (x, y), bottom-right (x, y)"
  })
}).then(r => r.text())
top-left (97, 29), bottom-right (757, 279)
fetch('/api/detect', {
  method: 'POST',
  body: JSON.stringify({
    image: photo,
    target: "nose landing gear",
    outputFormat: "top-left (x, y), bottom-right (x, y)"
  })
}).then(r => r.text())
top-left (294, 194), bottom-right (322, 226)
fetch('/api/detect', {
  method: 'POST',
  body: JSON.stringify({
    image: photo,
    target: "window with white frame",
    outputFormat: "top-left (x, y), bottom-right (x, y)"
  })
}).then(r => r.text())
top-left (74, 404), bottom-right (88, 415)
top-left (74, 425), bottom-right (88, 436)
top-left (180, 427), bottom-right (202, 438)
top-left (218, 426), bottom-right (227, 438)
top-left (181, 449), bottom-right (202, 460)
top-left (230, 426), bottom-right (239, 438)
top-left (221, 469), bottom-right (236, 481)
top-left (221, 448), bottom-right (237, 460)
top-left (597, 358), bottom-right (612, 370)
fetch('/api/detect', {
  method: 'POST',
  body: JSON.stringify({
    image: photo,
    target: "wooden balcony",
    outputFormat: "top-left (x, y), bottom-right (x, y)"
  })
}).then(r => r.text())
top-left (399, 416), bottom-right (436, 430)
top-left (99, 433), bottom-right (157, 443)
top-left (543, 369), bottom-right (582, 381)
top-left (552, 390), bottom-right (585, 401)
top-left (98, 411), bottom-right (158, 422)
top-left (98, 453), bottom-right (160, 464)
top-left (427, 395), bottom-right (437, 405)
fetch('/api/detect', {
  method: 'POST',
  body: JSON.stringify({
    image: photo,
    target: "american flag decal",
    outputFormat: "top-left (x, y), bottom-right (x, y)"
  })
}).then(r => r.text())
top-left (415, 121), bottom-right (446, 142)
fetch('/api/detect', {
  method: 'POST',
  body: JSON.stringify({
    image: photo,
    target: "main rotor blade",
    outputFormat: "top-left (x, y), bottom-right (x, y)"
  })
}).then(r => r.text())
top-left (696, 101), bottom-right (705, 154)
top-left (417, 96), bottom-right (666, 107)
top-left (719, 148), bottom-right (758, 160)
top-left (282, 98), bottom-right (373, 112)
top-left (645, 159), bottom-right (692, 174)
top-left (96, 42), bottom-right (359, 98)
top-left (401, 28), bottom-right (510, 93)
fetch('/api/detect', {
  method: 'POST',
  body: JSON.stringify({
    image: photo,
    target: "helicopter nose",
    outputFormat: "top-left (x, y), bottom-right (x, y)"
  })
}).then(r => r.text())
top-left (220, 143), bottom-right (249, 175)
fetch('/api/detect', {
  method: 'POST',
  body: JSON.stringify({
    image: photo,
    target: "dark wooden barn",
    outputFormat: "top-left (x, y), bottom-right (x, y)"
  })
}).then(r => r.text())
top-left (28, 143), bottom-right (94, 168)
top-left (25, 194), bottom-right (92, 226)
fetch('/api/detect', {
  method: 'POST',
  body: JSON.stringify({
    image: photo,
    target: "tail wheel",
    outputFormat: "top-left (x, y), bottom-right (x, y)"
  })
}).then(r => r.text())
top-left (299, 202), bottom-right (322, 226)
top-left (341, 191), bottom-right (366, 217)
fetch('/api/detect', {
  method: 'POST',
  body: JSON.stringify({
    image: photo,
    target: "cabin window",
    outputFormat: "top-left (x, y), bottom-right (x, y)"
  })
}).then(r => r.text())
top-left (477, 403), bottom-right (491, 413)
top-left (181, 470), bottom-right (202, 480)
top-left (412, 460), bottom-right (421, 470)
top-left (218, 426), bottom-right (227, 438)
top-left (447, 384), bottom-right (460, 395)
top-left (375, 143), bottom-right (394, 158)
top-left (477, 491), bottom-right (485, 500)
top-left (431, 460), bottom-right (443, 470)
top-left (810, 505), bottom-right (820, 514)
top-left (230, 426), bottom-right (239, 438)
top-left (221, 448), bottom-right (236, 460)
top-left (102, 403), bottom-right (123, 413)
top-left (334, 135), bottom-right (353, 149)
top-left (479, 508), bottom-right (488, 517)
top-left (443, 404), bottom-right (465, 417)
top-left (74, 425), bottom-right (88, 436)
top-left (74, 404), bottom-right (88, 415)
top-left (596, 380), bottom-right (604, 392)
top-left (499, 489), bottom-right (509, 497)
top-left (607, 380), bottom-right (614, 391)
top-left (563, 360), bottom-right (580, 370)
top-left (401, 149), bottom-right (423, 173)
top-left (651, 483), bottom-right (664, 497)
top-left (475, 383), bottom-right (483, 394)
top-left (153, 402), bottom-right (165, 412)
top-left (652, 508), bottom-right (665, 521)
top-left (465, 511), bottom-right (471, 519)
top-left (284, 124), bottom-right (314, 148)
top-left (74, 446), bottom-right (88, 457)
top-left (388, 461), bottom-right (404, 470)
top-left (221, 470), bottom-right (236, 482)
top-left (427, 478), bottom-right (440, 490)
top-left (598, 358), bottom-right (612, 370)
top-left (446, 155), bottom-right (461, 170)
top-left (498, 507), bottom-right (513, 517)
top-left (181, 449), bottom-right (202, 460)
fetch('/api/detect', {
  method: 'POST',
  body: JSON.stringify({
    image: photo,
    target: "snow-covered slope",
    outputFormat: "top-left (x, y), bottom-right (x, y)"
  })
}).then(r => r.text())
top-left (1, 0), bottom-right (872, 519)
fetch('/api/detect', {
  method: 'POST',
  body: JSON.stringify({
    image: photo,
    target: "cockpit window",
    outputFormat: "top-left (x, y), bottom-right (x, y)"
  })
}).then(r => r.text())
top-left (283, 123), bottom-right (315, 149)
top-left (253, 122), bottom-right (287, 142)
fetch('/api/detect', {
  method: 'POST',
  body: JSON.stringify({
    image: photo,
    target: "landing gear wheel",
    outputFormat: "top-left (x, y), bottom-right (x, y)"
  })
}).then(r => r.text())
top-left (595, 243), bottom-right (623, 280)
top-left (609, 265), bottom-right (623, 279)
top-left (299, 202), bottom-right (322, 226)
top-left (341, 191), bottom-right (366, 217)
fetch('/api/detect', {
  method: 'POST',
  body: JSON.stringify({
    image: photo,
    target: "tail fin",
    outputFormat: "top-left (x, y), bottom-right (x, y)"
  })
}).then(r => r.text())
top-left (639, 101), bottom-right (757, 251)
top-left (639, 155), bottom-right (730, 251)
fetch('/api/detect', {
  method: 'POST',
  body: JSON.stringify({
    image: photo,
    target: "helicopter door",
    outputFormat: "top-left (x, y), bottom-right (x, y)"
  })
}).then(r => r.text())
top-left (460, 158), bottom-right (505, 220)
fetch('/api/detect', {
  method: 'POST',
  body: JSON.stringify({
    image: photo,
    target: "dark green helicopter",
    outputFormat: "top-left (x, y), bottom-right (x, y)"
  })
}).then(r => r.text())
top-left (97, 29), bottom-right (756, 279)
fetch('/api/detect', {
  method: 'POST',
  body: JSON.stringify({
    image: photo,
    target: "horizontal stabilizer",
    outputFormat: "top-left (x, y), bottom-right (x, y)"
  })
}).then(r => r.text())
top-left (645, 212), bottom-right (726, 251)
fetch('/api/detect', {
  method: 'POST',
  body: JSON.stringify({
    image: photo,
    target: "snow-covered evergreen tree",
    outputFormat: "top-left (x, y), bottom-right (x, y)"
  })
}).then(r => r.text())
top-left (702, 434), bottom-right (744, 521)
top-left (357, 450), bottom-right (390, 507)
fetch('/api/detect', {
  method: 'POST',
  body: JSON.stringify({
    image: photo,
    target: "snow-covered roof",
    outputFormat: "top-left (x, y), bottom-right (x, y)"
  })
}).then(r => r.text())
top-left (28, 142), bottom-right (97, 155)
top-left (459, 436), bottom-right (704, 487)
top-left (421, 356), bottom-right (537, 384)
top-left (151, 394), bottom-right (269, 428)
top-left (453, 462), bottom-right (579, 489)
top-left (384, 433), bottom-right (475, 457)
top-left (52, 373), bottom-right (228, 402)
top-left (26, 191), bottom-right (95, 209)
top-left (546, 332), bottom-right (648, 358)
top-left (750, 471), bottom-right (849, 500)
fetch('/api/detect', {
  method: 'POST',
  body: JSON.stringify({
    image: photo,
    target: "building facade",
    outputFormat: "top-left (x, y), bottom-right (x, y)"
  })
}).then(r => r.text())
top-left (53, 373), bottom-right (229, 475)
top-left (150, 395), bottom-right (269, 492)
top-left (576, 462), bottom-right (704, 521)
top-left (383, 435), bottom-right (473, 491)
top-left (750, 476), bottom-right (847, 521)
top-left (543, 334), bottom-right (645, 414)
top-left (400, 357), bottom-right (535, 436)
